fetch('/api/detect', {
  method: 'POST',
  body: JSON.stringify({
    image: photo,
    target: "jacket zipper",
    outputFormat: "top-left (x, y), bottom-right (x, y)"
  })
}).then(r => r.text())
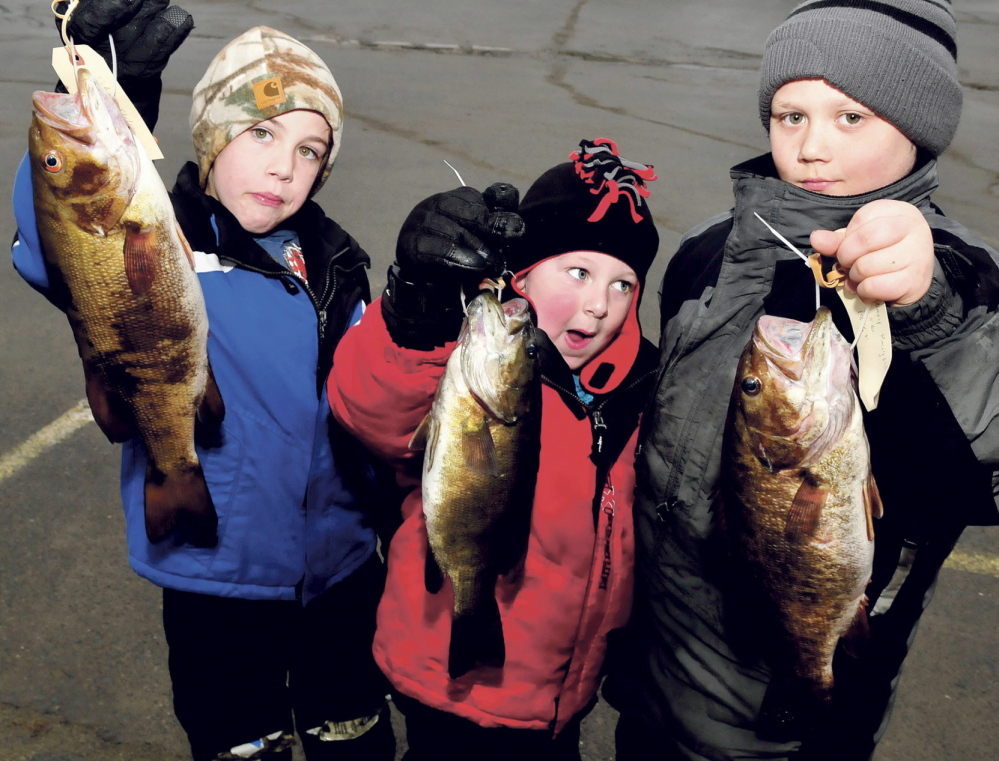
top-left (540, 367), bottom-right (653, 732)
top-left (221, 245), bottom-right (361, 350)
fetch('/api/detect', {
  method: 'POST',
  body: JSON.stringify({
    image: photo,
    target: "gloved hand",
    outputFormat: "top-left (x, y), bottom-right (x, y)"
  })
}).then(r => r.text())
top-left (382, 183), bottom-right (524, 350)
top-left (55, 0), bottom-right (194, 130)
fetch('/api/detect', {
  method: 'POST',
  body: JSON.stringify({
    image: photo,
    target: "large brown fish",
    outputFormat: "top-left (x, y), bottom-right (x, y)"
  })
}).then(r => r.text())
top-left (721, 307), bottom-right (882, 734)
top-left (29, 69), bottom-right (222, 546)
top-left (410, 290), bottom-right (540, 679)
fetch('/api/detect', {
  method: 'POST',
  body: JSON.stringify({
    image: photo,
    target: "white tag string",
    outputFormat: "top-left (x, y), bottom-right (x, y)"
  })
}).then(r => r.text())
top-left (443, 160), bottom-right (467, 187)
top-left (54, 0), bottom-right (77, 47)
top-left (53, 0), bottom-right (118, 97)
top-left (108, 33), bottom-right (117, 87)
top-left (753, 212), bottom-right (875, 351)
top-left (754, 212), bottom-right (820, 311)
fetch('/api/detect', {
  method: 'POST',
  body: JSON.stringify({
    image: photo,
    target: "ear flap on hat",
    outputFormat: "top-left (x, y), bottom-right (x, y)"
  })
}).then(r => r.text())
top-left (578, 283), bottom-right (641, 395)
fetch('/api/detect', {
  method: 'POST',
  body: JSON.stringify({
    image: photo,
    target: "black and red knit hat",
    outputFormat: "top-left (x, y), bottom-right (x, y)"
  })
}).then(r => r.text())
top-left (511, 139), bottom-right (659, 394)
top-left (511, 138), bottom-right (659, 291)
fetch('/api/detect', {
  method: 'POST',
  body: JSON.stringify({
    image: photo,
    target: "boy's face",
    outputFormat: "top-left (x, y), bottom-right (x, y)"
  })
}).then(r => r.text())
top-left (514, 251), bottom-right (638, 371)
top-left (206, 109), bottom-right (331, 234)
top-left (769, 78), bottom-right (917, 196)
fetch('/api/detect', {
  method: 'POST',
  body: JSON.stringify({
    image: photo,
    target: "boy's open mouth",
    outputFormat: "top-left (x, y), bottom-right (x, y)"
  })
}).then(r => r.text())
top-left (565, 329), bottom-right (595, 349)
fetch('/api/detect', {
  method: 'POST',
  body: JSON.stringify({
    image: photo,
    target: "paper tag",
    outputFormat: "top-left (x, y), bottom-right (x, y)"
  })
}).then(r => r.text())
top-left (51, 45), bottom-right (163, 161)
top-left (838, 288), bottom-right (891, 411)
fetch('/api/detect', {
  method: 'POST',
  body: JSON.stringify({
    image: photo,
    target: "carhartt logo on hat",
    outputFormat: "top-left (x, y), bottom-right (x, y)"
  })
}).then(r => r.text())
top-left (252, 77), bottom-right (286, 110)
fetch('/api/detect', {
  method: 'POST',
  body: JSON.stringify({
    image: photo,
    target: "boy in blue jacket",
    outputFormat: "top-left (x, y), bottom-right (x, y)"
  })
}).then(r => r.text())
top-left (11, 4), bottom-right (393, 760)
top-left (606, 2), bottom-right (999, 760)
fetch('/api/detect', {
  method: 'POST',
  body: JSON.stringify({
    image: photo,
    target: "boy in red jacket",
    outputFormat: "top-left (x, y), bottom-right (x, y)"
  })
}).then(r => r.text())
top-left (328, 139), bottom-right (660, 761)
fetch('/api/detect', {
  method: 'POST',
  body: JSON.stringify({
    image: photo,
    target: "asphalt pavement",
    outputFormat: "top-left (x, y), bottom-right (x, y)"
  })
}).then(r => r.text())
top-left (0, 1), bottom-right (996, 760)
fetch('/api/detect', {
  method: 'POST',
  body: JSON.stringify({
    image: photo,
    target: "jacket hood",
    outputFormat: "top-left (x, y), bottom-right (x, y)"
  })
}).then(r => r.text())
top-left (729, 153), bottom-right (940, 257)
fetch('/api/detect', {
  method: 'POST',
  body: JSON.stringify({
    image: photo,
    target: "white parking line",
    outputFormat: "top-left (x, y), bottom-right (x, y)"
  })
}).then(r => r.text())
top-left (945, 549), bottom-right (999, 579)
top-left (0, 399), bottom-right (94, 484)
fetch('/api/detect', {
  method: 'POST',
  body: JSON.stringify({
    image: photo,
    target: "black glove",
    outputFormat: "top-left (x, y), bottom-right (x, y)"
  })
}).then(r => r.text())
top-left (382, 183), bottom-right (524, 350)
top-left (55, 0), bottom-right (194, 130)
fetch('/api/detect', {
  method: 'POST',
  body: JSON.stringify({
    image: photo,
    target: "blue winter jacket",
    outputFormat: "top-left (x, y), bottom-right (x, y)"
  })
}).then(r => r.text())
top-left (12, 157), bottom-right (378, 603)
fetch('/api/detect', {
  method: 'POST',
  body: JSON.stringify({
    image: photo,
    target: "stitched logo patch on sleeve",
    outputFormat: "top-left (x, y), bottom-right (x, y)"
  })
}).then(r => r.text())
top-left (252, 77), bottom-right (286, 110)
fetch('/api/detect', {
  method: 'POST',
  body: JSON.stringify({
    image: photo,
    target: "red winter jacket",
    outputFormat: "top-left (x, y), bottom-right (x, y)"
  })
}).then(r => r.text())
top-left (328, 298), bottom-right (657, 734)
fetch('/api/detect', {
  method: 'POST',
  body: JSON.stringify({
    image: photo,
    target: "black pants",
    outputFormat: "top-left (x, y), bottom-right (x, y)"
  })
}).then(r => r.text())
top-left (393, 691), bottom-right (583, 761)
top-left (163, 556), bottom-right (394, 761)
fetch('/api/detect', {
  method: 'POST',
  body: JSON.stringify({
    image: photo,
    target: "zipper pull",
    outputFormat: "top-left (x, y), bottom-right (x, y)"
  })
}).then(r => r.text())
top-left (593, 410), bottom-right (607, 454)
top-left (318, 308), bottom-right (328, 339)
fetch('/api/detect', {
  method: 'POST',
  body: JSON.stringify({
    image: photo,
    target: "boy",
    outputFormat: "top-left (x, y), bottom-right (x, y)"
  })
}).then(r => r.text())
top-left (327, 138), bottom-right (660, 760)
top-left (606, 2), bottom-right (999, 760)
top-left (11, 7), bottom-right (393, 761)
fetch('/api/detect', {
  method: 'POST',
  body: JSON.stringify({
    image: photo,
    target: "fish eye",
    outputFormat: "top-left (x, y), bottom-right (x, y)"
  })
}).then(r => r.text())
top-left (43, 151), bottom-right (64, 173)
top-left (741, 376), bottom-right (762, 396)
top-left (526, 345), bottom-right (538, 359)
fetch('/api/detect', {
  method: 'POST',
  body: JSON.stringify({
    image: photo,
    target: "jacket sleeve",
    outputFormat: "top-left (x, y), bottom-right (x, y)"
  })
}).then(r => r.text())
top-left (904, 221), bottom-right (999, 516)
top-left (327, 296), bottom-right (453, 471)
top-left (10, 152), bottom-right (58, 303)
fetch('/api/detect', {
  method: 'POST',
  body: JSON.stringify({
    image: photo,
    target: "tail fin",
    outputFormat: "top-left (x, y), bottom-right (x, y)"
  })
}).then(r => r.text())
top-left (144, 461), bottom-right (218, 547)
top-left (448, 590), bottom-right (505, 679)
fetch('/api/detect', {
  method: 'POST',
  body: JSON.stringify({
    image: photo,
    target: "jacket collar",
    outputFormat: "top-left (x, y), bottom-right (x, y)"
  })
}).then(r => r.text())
top-left (536, 324), bottom-right (658, 418)
top-left (170, 162), bottom-right (367, 280)
top-left (729, 153), bottom-right (940, 259)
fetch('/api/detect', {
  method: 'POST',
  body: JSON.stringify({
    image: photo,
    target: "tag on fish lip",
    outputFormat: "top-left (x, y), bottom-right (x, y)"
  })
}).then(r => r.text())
top-left (51, 45), bottom-right (164, 161)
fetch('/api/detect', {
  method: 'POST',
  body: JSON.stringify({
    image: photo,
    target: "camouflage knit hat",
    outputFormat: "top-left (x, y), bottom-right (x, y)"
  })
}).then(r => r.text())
top-left (189, 26), bottom-right (344, 194)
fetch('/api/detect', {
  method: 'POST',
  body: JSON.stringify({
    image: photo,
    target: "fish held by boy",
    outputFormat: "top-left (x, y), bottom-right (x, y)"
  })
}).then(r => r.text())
top-left (29, 69), bottom-right (223, 547)
top-left (720, 306), bottom-right (883, 737)
top-left (410, 290), bottom-right (541, 679)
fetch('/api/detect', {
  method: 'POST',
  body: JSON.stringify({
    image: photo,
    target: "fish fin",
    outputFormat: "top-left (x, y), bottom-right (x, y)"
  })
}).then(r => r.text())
top-left (123, 225), bottom-right (160, 296)
top-left (424, 545), bottom-right (445, 594)
top-left (176, 222), bottom-right (196, 270)
top-left (840, 596), bottom-right (871, 659)
top-left (449, 591), bottom-right (505, 679)
top-left (197, 362), bottom-right (226, 427)
top-left (786, 477), bottom-right (828, 542)
top-left (409, 413), bottom-right (433, 452)
top-left (462, 421), bottom-right (498, 477)
top-left (144, 461), bottom-right (218, 547)
top-left (864, 474), bottom-right (883, 541)
top-left (83, 363), bottom-right (136, 443)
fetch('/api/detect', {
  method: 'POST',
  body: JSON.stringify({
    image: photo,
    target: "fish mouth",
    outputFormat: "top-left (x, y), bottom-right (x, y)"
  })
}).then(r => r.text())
top-left (466, 293), bottom-right (531, 338)
top-left (461, 292), bottom-right (537, 424)
top-left (755, 308), bottom-right (834, 382)
top-left (32, 88), bottom-right (96, 146)
top-left (31, 70), bottom-right (140, 226)
top-left (748, 308), bottom-right (854, 464)
top-left (33, 70), bottom-right (131, 147)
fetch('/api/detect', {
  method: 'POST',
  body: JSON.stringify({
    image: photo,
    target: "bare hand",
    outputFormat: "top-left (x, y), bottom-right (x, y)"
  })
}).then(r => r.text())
top-left (810, 199), bottom-right (934, 307)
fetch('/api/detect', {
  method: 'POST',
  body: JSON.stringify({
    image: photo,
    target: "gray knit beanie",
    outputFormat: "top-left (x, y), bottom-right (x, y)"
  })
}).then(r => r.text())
top-left (759, 0), bottom-right (962, 156)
